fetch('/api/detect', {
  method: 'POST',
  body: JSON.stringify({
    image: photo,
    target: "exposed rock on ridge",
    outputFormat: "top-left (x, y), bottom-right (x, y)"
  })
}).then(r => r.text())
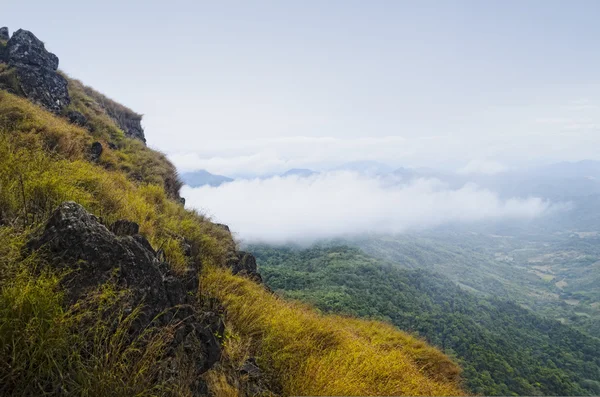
top-left (107, 107), bottom-right (146, 142)
top-left (27, 202), bottom-right (223, 387)
top-left (1, 27), bottom-right (147, 143)
top-left (217, 223), bottom-right (263, 283)
top-left (0, 27), bottom-right (8, 41)
top-left (3, 28), bottom-right (70, 113)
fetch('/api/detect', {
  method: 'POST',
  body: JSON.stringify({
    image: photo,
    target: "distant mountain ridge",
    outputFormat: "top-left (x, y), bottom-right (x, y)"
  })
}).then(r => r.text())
top-left (281, 168), bottom-right (317, 177)
top-left (180, 169), bottom-right (233, 187)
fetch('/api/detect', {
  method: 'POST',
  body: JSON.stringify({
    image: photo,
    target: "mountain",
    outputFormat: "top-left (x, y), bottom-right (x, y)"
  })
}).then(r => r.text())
top-left (0, 27), bottom-right (465, 396)
top-left (251, 244), bottom-right (600, 396)
top-left (181, 169), bottom-right (234, 187)
top-left (281, 168), bottom-right (317, 177)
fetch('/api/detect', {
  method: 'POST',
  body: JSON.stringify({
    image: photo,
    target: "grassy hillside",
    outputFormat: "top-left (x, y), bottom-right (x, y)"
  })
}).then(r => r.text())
top-left (252, 244), bottom-right (600, 396)
top-left (0, 77), bottom-right (465, 395)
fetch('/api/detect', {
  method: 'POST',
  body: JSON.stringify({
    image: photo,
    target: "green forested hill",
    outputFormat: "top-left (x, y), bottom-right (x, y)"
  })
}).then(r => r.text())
top-left (350, 232), bottom-right (600, 337)
top-left (252, 244), bottom-right (600, 396)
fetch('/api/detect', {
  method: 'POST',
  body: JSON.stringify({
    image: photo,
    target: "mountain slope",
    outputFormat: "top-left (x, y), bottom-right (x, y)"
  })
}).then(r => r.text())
top-left (252, 244), bottom-right (600, 396)
top-left (0, 27), bottom-right (464, 396)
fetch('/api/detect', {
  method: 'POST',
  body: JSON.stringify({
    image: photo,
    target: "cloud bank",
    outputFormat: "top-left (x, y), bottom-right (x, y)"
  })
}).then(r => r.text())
top-left (182, 172), bottom-right (551, 243)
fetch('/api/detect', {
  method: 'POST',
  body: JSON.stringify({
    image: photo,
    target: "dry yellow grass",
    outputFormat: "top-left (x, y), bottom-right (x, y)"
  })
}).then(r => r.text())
top-left (201, 266), bottom-right (466, 396)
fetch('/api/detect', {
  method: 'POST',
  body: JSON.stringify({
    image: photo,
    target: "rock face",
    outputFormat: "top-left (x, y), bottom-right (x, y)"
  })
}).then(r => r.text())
top-left (109, 111), bottom-right (145, 143)
top-left (28, 202), bottom-right (222, 380)
top-left (216, 222), bottom-right (264, 283)
top-left (4, 29), bottom-right (70, 113)
top-left (226, 250), bottom-right (263, 283)
top-left (0, 27), bottom-right (8, 41)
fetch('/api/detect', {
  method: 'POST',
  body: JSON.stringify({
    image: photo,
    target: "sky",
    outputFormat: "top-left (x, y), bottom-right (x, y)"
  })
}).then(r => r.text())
top-left (4, 0), bottom-right (600, 176)
top-left (3, 1), bottom-right (598, 240)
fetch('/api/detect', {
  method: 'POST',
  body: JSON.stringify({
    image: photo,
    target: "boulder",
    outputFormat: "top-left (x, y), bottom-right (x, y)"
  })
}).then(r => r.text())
top-left (4, 29), bottom-right (70, 113)
top-left (0, 27), bottom-right (8, 41)
top-left (27, 202), bottom-right (222, 376)
top-left (66, 110), bottom-right (87, 126)
top-left (6, 29), bottom-right (58, 70)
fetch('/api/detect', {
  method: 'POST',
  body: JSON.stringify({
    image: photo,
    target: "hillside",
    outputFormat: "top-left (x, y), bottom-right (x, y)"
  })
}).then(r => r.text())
top-left (252, 244), bottom-right (600, 396)
top-left (350, 230), bottom-right (600, 337)
top-left (0, 27), bottom-right (464, 396)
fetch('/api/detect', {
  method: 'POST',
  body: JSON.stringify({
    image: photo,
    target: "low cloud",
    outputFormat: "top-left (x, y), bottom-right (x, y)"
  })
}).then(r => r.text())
top-left (182, 172), bottom-right (551, 243)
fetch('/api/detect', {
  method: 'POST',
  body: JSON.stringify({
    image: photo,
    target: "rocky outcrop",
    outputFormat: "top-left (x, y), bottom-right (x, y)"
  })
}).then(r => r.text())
top-left (3, 29), bottom-right (70, 113)
top-left (109, 110), bottom-right (145, 142)
top-left (227, 251), bottom-right (262, 283)
top-left (0, 27), bottom-right (8, 41)
top-left (216, 222), bottom-right (264, 283)
top-left (27, 202), bottom-right (223, 382)
top-left (87, 88), bottom-right (146, 142)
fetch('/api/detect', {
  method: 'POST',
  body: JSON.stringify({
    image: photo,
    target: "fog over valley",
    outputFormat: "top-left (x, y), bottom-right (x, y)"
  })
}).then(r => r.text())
top-left (181, 169), bottom-right (555, 243)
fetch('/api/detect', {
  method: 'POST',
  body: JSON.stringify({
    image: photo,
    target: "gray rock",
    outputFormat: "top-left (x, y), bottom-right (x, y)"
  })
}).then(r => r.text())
top-left (113, 113), bottom-right (145, 143)
top-left (0, 27), bottom-right (9, 41)
top-left (7, 29), bottom-right (58, 70)
top-left (4, 29), bottom-right (70, 113)
top-left (67, 110), bottom-right (87, 126)
top-left (226, 251), bottom-right (263, 283)
top-left (27, 202), bottom-right (222, 376)
top-left (101, 104), bottom-right (145, 142)
top-left (14, 66), bottom-right (69, 113)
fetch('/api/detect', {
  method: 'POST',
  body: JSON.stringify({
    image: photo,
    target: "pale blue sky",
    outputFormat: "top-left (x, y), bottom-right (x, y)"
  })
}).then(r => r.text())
top-left (4, 1), bottom-right (600, 175)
